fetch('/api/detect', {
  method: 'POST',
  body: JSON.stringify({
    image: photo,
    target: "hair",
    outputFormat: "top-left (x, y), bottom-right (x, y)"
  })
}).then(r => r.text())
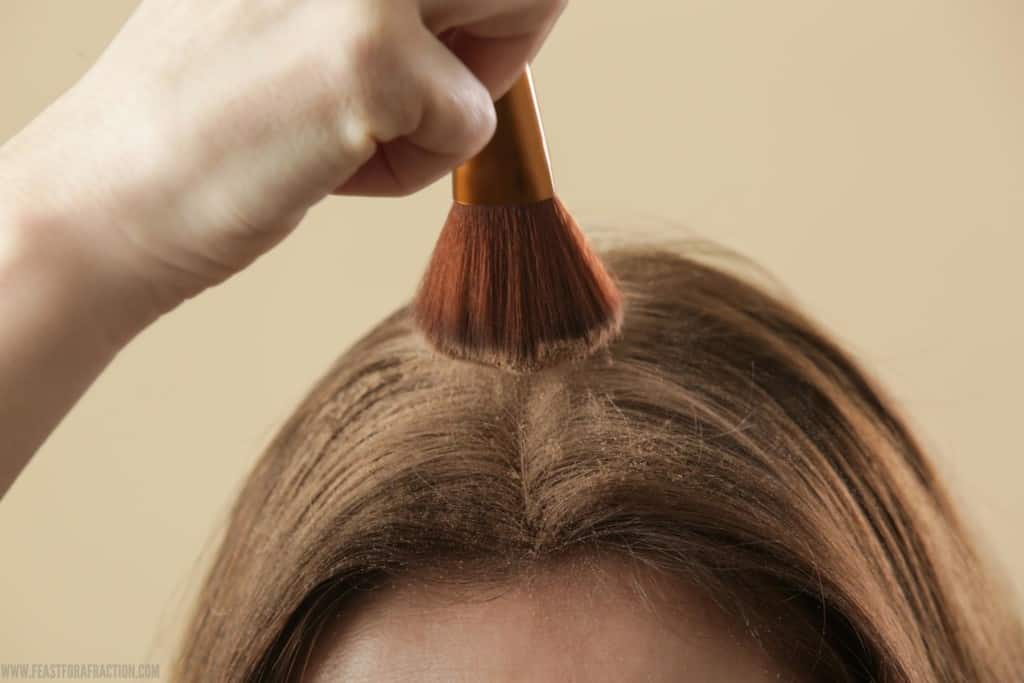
top-left (175, 242), bottom-right (1023, 681)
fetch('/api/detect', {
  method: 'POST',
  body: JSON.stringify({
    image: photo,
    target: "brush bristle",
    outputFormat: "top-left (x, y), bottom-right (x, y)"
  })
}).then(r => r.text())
top-left (413, 197), bottom-right (623, 372)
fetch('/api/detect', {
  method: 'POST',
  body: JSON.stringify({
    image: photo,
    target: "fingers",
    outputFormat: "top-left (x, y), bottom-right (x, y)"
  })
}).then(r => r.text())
top-left (443, 24), bottom-right (550, 99)
top-left (405, 28), bottom-right (497, 161)
top-left (419, 0), bottom-right (568, 97)
top-left (418, 0), bottom-right (567, 37)
top-left (335, 0), bottom-right (568, 196)
top-left (334, 26), bottom-right (495, 197)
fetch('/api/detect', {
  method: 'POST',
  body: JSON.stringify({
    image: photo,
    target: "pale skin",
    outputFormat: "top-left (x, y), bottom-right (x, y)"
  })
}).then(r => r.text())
top-left (1, 2), bottom-right (801, 676)
top-left (303, 558), bottom-right (809, 682)
top-left (0, 0), bottom-right (567, 494)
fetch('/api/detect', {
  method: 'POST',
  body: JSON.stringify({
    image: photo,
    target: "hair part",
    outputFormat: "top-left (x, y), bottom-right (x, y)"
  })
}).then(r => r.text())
top-left (175, 242), bottom-right (1024, 682)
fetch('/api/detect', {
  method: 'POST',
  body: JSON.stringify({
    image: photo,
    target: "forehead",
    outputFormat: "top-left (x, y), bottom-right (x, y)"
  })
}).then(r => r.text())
top-left (301, 559), bottom-right (801, 683)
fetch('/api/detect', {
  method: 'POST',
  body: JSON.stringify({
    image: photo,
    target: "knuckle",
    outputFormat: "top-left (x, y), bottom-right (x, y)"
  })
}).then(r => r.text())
top-left (320, 1), bottom-right (394, 87)
top-left (343, 21), bottom-right (388, 76)
top-left (333, 106), bottom-right (378, 170)
top-left (362, 72), bottom-right (423, 143)
top-left (336, 14), bottom-right (423, 143)
top-left (303, 8), bottom-right (417, 166)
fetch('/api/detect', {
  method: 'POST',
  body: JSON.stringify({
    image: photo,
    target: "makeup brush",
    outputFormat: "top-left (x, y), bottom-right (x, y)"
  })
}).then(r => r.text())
top-left (413, 67), bottom-right (623, 372)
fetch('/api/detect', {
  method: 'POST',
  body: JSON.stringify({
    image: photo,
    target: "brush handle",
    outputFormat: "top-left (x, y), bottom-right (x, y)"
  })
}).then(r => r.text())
top-left (453, 67), bottom-right (554, 205)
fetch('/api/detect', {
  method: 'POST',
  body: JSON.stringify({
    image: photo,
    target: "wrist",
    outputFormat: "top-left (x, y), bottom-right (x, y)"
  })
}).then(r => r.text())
top-left (0, 154), bottom-right (167, 351)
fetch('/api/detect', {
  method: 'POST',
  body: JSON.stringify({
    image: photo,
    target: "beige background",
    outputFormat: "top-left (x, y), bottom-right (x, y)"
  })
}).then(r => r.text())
top-left (1, 0), bottom-right (1022, 676)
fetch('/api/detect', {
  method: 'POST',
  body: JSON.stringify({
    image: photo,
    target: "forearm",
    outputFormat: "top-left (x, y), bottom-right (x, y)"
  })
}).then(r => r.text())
top-left (0, 0), bottom-right (566, 497)
top-left (0, 157), bottom-right (159, 496)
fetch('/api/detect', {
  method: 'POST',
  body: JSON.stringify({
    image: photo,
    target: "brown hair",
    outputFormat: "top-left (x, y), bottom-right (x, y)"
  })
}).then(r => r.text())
top-left (176, 243), bottom-right (1023, 681)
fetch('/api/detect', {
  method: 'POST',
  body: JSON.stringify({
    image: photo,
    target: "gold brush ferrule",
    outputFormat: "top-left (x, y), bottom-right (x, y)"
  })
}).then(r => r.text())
top-left (453, 67), bottom-right (555, 206)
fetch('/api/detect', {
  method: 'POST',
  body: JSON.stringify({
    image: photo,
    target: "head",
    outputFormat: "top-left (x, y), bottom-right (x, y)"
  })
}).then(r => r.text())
top-left (176, 243), bottom-right (1023, 681)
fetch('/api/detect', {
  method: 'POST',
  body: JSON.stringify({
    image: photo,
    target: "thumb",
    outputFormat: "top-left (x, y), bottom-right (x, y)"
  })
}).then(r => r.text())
top-left (333, 28), bottom-right (495, 197)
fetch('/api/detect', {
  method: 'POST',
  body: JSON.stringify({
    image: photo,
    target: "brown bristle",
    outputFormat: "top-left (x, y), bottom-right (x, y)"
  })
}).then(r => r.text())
top-left (413, 196), bottom-right (623, 372)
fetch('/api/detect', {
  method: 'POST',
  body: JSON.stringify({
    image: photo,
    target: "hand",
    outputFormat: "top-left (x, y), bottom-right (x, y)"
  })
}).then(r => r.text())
top-left (2, 0), bottom-right (567, 325)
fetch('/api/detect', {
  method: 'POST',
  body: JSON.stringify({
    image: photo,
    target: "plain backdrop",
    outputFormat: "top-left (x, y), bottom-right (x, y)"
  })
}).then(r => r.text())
top-left (2, 0), bottom-right (1022, 676)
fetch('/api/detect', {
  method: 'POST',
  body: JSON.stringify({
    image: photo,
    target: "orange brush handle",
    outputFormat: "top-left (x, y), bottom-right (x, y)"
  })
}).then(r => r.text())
top-left (453, 67), bottom-right (555, 206)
